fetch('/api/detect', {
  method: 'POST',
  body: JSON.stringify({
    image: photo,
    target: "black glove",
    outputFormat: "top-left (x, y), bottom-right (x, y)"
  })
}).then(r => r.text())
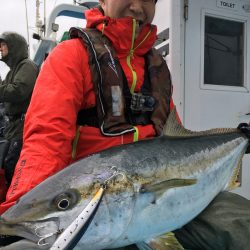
top-left (237, 123), bottom-right (250, 137)
top-left (237, 123), bottom-right (250, 153)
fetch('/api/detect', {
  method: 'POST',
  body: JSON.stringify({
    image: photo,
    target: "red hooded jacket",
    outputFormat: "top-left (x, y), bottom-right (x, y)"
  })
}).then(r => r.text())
top-left (0, 8), bottom-right (175, 214)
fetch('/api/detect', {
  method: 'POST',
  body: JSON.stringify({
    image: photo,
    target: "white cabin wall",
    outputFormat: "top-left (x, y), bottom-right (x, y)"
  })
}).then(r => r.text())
top-left (153, 0), bottom-right (185, 121)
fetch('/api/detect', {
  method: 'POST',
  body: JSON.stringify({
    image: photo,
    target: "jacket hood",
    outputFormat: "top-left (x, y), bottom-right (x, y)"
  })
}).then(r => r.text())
top-left (85, 8), bottom-right (157, 57)
top-left (0, 32), bottom-right (28, 68)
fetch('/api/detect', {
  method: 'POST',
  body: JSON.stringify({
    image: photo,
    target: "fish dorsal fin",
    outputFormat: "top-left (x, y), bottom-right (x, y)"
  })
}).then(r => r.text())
top-left (140, 178), bottom-right (197, 198)
top-left (136, 232), bottom-right (184, 250)
top-left (163, 107), bottom-right (237, 137)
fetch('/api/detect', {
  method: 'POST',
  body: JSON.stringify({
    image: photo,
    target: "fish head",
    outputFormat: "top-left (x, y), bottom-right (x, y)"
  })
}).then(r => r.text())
top-left (0, 160), bottom-right (115, 249)
top-left (0, 188), bottom-right (83, 249)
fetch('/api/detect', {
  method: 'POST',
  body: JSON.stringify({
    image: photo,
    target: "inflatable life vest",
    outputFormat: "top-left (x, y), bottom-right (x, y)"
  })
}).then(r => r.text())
top-left (70, 28), bottom-right (172, 136)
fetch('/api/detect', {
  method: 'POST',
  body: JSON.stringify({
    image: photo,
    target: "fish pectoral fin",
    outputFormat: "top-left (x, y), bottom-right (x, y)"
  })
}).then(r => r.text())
top-left (139, 178), bottom-right (197, 196)
top-left (136, 232), bottom-right (185, 250)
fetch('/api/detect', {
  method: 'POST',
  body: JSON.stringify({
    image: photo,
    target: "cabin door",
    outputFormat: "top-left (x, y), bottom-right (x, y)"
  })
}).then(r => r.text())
top-left (184, 0), bottom-right (250, 198)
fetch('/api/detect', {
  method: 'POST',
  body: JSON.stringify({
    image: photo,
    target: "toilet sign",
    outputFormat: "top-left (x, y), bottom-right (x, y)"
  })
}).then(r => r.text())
top-left (217, 0), bottom-right (239, 10)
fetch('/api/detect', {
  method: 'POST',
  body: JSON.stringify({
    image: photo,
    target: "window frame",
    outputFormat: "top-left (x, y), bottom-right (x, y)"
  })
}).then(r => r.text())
top-left (200, 9), bottom-right (248, 93)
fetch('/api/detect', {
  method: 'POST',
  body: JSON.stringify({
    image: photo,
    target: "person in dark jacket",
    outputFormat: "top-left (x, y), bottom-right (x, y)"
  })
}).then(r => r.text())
top-left (0, 32), bottom-right (38, 186)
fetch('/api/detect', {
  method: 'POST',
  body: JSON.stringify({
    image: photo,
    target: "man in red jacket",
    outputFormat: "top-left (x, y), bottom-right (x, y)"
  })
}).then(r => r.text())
top-left (1, 0), bottom-right (170, 214)
top-left (0, 0), bottom-right (250, 249)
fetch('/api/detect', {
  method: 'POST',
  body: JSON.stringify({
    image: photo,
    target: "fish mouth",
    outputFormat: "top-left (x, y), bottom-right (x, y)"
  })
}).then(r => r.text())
top-left (0, 218), bottom-right (60, 249)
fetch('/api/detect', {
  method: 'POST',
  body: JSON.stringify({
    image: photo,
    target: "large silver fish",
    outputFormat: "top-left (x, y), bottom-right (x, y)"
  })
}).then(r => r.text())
top-left (0, 110), bottom-right (248, 250)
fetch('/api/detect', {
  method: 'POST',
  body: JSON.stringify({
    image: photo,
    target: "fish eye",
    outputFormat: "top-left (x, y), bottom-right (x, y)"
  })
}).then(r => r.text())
top-left (57, 197), bottom-right (70, 210)
top-left (53, 190), bottom-right (79, 211)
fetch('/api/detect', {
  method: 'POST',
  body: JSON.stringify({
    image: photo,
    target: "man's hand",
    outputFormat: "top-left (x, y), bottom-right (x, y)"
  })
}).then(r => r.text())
top-left (238, 123), bottom-right (250, 153)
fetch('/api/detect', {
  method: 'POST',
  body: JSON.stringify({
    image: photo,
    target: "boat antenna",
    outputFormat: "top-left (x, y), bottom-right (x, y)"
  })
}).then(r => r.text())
top-left (24, 0), bottom-right (30, 51)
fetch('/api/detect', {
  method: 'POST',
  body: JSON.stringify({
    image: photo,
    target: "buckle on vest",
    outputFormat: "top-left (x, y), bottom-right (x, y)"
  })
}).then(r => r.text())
top-left (130, 93), bottom-right (155, 113)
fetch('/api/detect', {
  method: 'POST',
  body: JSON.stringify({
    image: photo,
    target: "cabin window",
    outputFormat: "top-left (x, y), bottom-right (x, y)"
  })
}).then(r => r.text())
top-left (204, 16), bottom-right (244, 87)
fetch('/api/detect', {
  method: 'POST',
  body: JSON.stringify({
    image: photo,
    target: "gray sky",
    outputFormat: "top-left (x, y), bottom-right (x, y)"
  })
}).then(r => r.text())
top-left (0, 0), bottom-right (74, 78)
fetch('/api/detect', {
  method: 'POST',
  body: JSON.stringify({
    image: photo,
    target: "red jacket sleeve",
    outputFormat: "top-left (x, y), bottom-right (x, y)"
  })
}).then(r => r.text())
top-left (0, 39), bottom-right (88, 214)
